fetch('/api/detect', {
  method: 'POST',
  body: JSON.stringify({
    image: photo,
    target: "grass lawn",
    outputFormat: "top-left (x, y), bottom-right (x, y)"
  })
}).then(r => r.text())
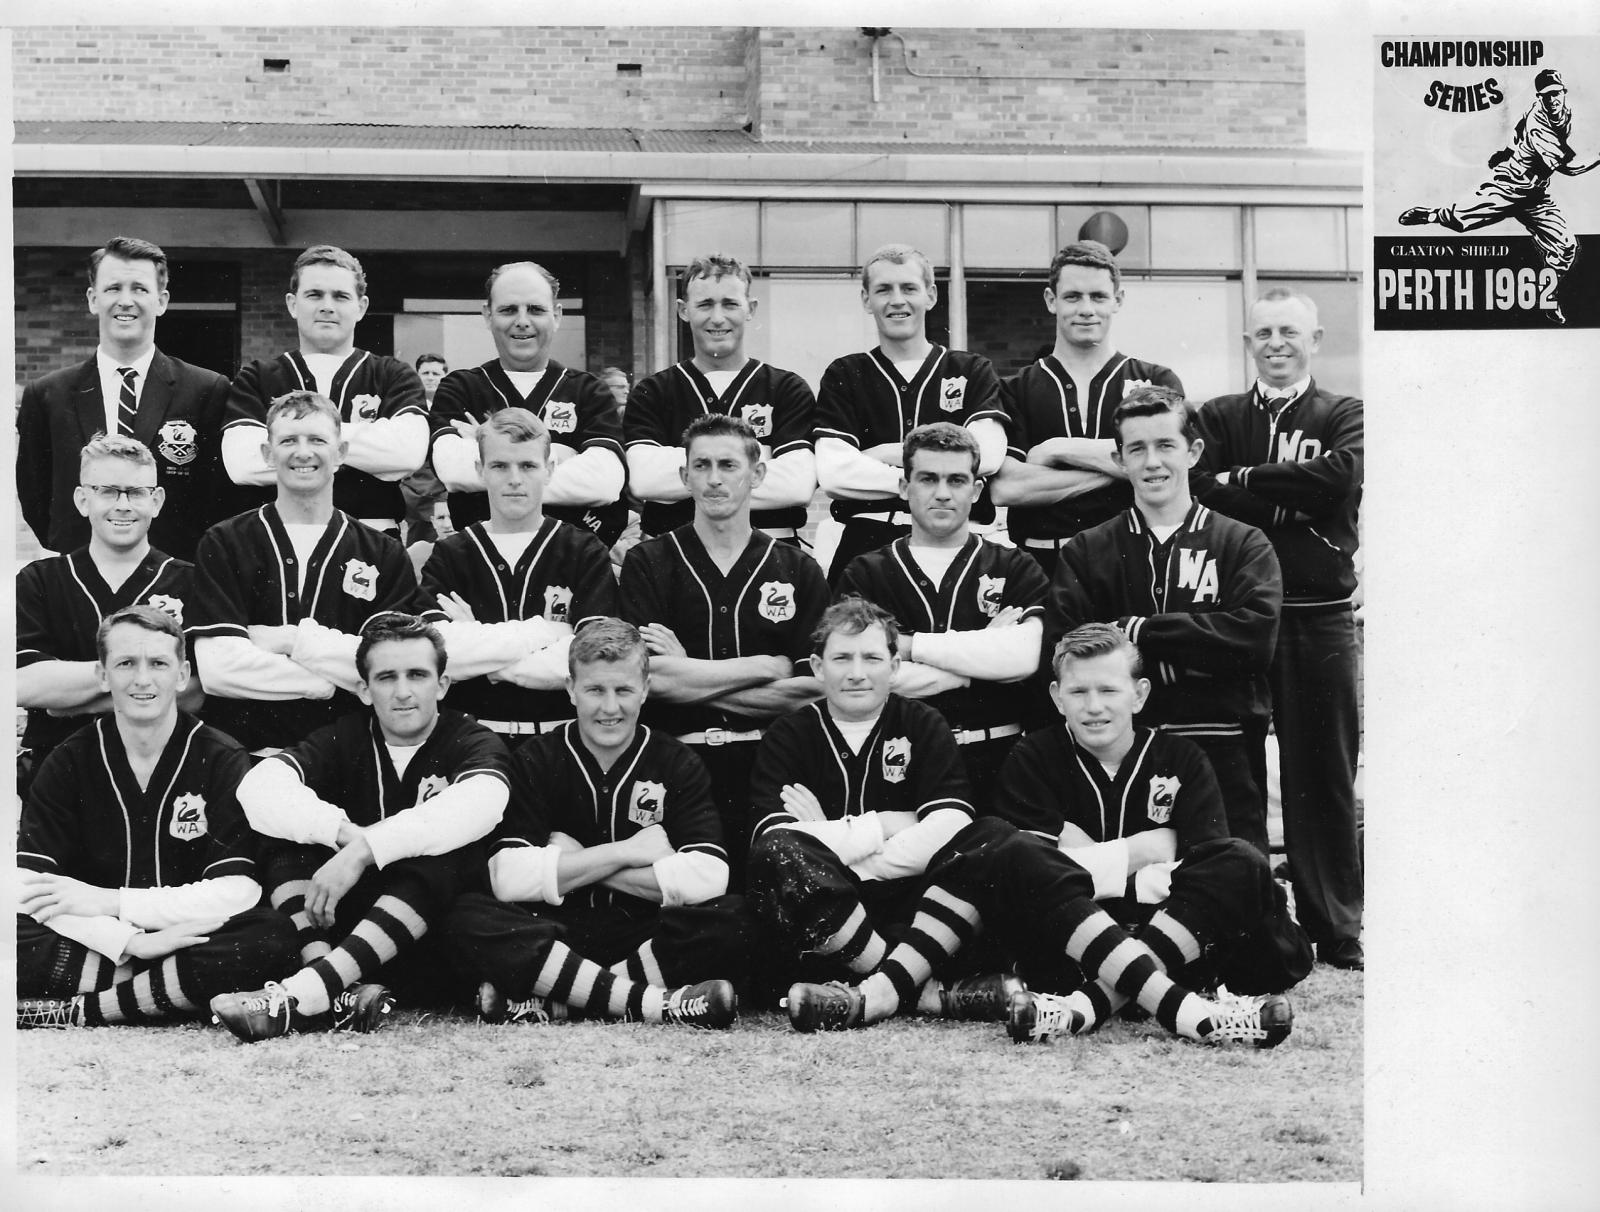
top-left (14, 965), bottom-right (1360, 1181)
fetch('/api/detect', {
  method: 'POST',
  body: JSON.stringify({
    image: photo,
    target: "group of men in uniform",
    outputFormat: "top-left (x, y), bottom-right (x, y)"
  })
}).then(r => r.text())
top-left (15, 229), bottom-right (1363, 1051)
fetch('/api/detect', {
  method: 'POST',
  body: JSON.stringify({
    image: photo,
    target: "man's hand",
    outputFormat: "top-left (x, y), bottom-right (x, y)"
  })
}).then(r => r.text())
top-left (1487, 147), bottom-right (1513, 169)
top-left (863, 442), bottom-right (903, 467)
top-left (125, 919), bottom-right (226, 961)
top-left (306, 835), bottom-right (375, 929)
top-left (781, 783), bottom-right (828, 823)
top-left (986, 605), bottom-right (1025, 630)
top-left (622, 824), bottom-right (674, 866)
top-left (434, 591), bottom-right (479, 623)
top-left (450, 417), bottom-right (478, 442)
top-left (248, 624), bottom-right (300, 655)
top-left (548, 831), bottom-right (584, 854)
top-left (1057, 820), bottom-right (1096, 849)
top-left (639, 623), bottom-right (688, 658)
top-left (18, 872), bottom-right (119, 922)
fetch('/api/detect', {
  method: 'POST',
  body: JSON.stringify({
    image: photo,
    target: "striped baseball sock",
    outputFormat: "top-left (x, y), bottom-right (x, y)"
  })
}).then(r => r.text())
top-left (536, 940), bottom-right (662, 1022)
top-left (270, 879), bottom-right (334, 967)
top-left (282, 893), bottom-right (428, 1017)
top-left (808, 902), bottom-right (889, 975)
top-left (1055, 909), bottom-right (1205, 1034)
top-left (79, 954), bottom-right (202, 1026)
top-left (1053, 901), bottom-right (1214, 1042)
top-left (858, 885), bottom-right (981, 1022)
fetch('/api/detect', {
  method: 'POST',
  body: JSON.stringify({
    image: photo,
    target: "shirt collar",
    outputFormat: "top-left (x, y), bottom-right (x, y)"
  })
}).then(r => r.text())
top-left (1255, 375), bottom-right (1310, 403)
top-left (97, 346), bottom-right (157, 379)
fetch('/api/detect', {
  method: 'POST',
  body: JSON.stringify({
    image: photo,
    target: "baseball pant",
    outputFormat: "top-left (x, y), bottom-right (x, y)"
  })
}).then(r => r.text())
top-left (1438, 176), bottom-right (1577, 273)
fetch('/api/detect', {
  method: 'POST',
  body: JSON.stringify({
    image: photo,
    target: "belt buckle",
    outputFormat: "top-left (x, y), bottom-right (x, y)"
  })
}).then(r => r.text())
top-left (704, 728), bottom-right (728, 747)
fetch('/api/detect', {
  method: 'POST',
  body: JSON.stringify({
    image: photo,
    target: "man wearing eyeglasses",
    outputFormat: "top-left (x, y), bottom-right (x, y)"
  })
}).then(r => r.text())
top-left (16, 236), bottom-right (231, 561)
top-left (16, 433), bottom-right (199, 795)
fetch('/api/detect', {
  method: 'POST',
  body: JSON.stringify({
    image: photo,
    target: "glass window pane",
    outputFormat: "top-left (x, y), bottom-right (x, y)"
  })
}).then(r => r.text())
top-left (1056, 205), bottom-right (1151, 270)
top-left (1111, 279), bottom-right (1244, 404)
top-left (1149, 207), bottom-right (1240, 271)
top-left (857, 204), bottom-right (949, 266)
top-left (761, 202), bottom-right (855, 268)
top-left (1257, 278), bottom-right (1363, 398)
top-left (1255, 207), bottom-right (1345, 271)
top-left (1346, 208), bottom-right (1362, 274)
top-left (664, 200), bottom-right (759, 266)
top-left (963, 205), bottom-right (1053, 270)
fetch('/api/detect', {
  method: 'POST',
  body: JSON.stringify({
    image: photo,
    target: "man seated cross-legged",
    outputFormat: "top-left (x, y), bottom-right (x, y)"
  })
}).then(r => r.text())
top-left (442, 618), bottom-right (752, 1028)
top-left (17, 605), bottom-right (295, 1029)
top-left (210, 612), bottom-right (510, 1040)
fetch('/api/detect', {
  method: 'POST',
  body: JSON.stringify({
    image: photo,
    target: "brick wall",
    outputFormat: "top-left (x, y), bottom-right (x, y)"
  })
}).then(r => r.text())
top-left (753, 28), bottom-right (1305, 147)
top-left (15, 249), bottom-right (98, 383)
top-left (967, 279), bottom-right (1054, 379)
top-left (12, 27), bottom-right (753, 129)
top-left (13, 27), bottom-right (1304, 147)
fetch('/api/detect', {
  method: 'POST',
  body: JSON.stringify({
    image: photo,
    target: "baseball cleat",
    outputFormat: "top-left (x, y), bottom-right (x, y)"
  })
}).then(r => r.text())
top-left (1544, 303), bottom-right (1567, 325)
top-left (1397, 207), bottom-right (1432, 226)
top-left (664, 979), bottom-right (738, 1029)
top-left (939, 973), bottom-right (1025, 1021)
top-left (477, 981), bottom-right (569, 1025)
top-left (1203, 992), bottom-right (1293, 1048)
top-left (783, 981), bottom-right (864, 1032)
top-left (18, 996), bottom-right (85, 1029)
top-left (210, 981), bottom-right (297, 1042)
top-left (1006, 989), bottom-right (1085, 1044)
top-left (330, 983), bottom-right (395, 1033)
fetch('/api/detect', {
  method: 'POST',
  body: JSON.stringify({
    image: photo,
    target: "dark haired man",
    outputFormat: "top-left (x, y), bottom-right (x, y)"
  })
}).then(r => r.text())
top-left (625, 253), bottom-right (816, 543)
top-left (18, 605), bottom-right (295, 1028)
top-left (991, 240), bottom-right (1183, 577)
top-left (210, 613), bottom-right (509, 1041)
top-left (1043, 385), bottom-right (1282, 857)
top-left (17, 235), bottom-right (231, 561)
top-left (221, 245), bottom-right (428, 531)
top-left (399, 352), bottom-right (454, 561)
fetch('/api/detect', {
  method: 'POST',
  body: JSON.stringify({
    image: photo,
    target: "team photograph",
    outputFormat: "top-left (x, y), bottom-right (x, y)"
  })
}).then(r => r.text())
top-left (12, 8), bottom-right (1580, 1207)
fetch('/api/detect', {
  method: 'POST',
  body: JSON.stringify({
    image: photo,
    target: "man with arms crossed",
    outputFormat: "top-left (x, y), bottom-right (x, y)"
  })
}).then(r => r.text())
top-left (1044, 386), bottom-right (1282, 857)
top-left (814, 243), bottom-right (1007, 582)
top-left (188, 391), bottom-right (427, 756)
top-left (625, 253), bottom-right (816, 544)
top-left (428, 261), bottom-right (627, 546)
top-left (443, 619), bottom-right (748, 1027)
top-left (993, 623), bottom-right (1300, 1037)
top-left (620, 415), bottom-right (827, 885)
top-left (18, 605), bottom-right (295, 1028)
top-left (991, 240), bottom-right (1183, 577)
top-left (420, 408), bottom-right (619, 743)
top-left (210, 613), bottom-right (510, 1040)
top-left (221, 245), bottom-right (428, 532)
top-left (17, 236), bottom-right (231, 561)
top-left (1192, 287), bottom-right (1365, 969)
top-left (17, 434), bottom-right (198, 792)
top-left (837, 422), bottom-right (1049, 799)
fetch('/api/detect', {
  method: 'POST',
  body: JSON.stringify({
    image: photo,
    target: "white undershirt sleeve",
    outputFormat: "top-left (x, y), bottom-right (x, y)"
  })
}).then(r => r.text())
top-left (774, 813), bottom-right (886, 867)
top-left (363, 773), bottom-right (509, 868)
top-left (433, 618), bottom-right (569, 681)
top-left (968, 417), bottom-right (1007, 477)
top-left (653, 850), bottom-right (728, 907)
top-left (238, 758), bottom-right (349, 847)
top-left (890, 660), bottom-right (971, 698)
top-left (342, 413), bottom-right (428, 481)
top-left (626, 444), bottom-right (690, 503)
top-left (431, 431), bottom-right (485, 492)
top-left (542, 445), bottom-right (625, 508)
top-left (195, 635), bottom-right (339, 701)
top-left (750, 447), bottom-right (818, 512)
top-left (39, 913), bottom-right (142, 964)
top-left (119, 875), bottom-right (262, 930)
top-left (289, 619), bottom-right (362, 695)
top-left (488, 844), bottom-right (566, 906)
top-left (489, 635), bottom-right (573, 690)
top-left (910, 617), bottom-right (1043, 682)
top-left (222, 423), bottom-right (277, 487)
top-left (816, 436), bottom-right (905, 500)
top-left (852, 807), bottom-right (969, 882)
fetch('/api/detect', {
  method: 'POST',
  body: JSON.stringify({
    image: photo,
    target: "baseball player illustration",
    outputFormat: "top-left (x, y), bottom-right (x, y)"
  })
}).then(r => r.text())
top-left (1399, 68), bottom-right (1599, 323)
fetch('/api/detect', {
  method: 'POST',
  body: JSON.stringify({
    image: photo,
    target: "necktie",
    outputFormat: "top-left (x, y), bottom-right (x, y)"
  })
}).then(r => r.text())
top-left (116, 366), bottom-right (139, 436)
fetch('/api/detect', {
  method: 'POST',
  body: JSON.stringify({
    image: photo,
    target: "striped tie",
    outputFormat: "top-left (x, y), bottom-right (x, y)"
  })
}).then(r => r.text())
top-left (116, 366), bottom-right (139, 436)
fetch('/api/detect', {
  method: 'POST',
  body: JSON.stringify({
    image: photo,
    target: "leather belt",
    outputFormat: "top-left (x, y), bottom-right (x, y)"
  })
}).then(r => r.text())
top-left (1021, 536), bottom-right (1066, 551)
top-left (479, 718), bottom-right (573, 736)
top-left (952, 723), bottom-right (1024, 745)
top-left (678, 728), bottom-right (765, 746)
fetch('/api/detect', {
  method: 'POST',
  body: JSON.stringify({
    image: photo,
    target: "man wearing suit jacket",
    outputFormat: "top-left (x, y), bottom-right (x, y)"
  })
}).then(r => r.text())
top-left (16, 237), bottom-right (231, 563)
